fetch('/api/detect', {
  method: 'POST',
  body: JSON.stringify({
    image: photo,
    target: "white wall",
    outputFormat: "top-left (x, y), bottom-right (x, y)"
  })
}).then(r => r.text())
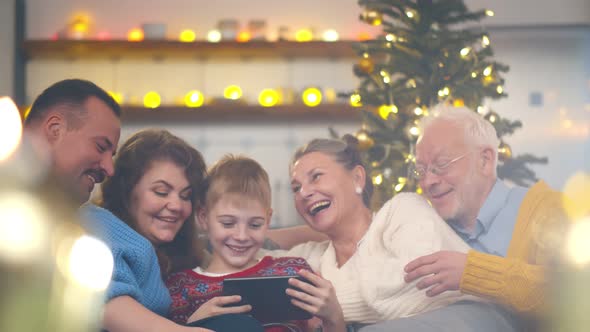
top-left (20, 0), bottom-right (590, 227)
top-left (0, 0), bottom-right (15, 97)
top-left (24, 0), bottom-right (590, 40)
top-left (490, 28), bottom-right (590, 188)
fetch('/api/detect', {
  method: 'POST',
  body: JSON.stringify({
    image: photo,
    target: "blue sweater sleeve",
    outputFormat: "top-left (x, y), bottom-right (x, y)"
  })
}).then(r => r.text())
top-left (79, 204), bottom-right (171, 316)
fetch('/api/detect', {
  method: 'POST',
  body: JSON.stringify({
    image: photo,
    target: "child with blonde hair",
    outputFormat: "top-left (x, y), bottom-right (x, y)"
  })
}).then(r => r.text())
top-left (166, 155), bottom-right (311, 332)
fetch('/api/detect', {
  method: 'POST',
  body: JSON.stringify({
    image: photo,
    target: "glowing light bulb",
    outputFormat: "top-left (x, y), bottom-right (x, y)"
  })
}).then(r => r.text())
top-left (350, 93), bottom-right (362, 107)
top-left (357, 32), bottom-right (372, 41)
top-left (143, 91), bottom-right (161, 109)
top-left (322, 29), bottom-right (339, 42)
top-left (295, 29), bottom-right (314, 42)
top-left (237, 31), bottom-right (251, 43)
top-left (483, 66), bottom-right (493, 76)
top-left (207, 30), bottom-right (222, 43)
top-left (409, 126), bottom-right (420, 136)
top-left (496, 85), bottom-right (504, 94)
top-left (471, 72), bottom-right (478, 78)
top-left (414, 107), bottom-right (424, 116)
top-left (482, 35), bottom-right (490, 47)
top-left (179, 29), bottom-right (196, 42)
top-left (405, 10), bottom-right (415, 18)
top-left (258, 89), bottom-right (280, 107)
top-left (373, 174), bottom-right (383, 185)
top-left (184, 90), bottom-right (204, 108)
top-left (485, 10), bottom-right (495, 17)
top-left (460, 47), bottom-right (471, 57)
top-left (0, 97), bottom-right (22, 161)
top-left (477, 106), bottom-right (486, 114)
top-left (379, 104), bottom-right (398, 120)
top-left (302, 87), bottom-right (322, 107)
top-left (224, 85), bottom-right (242, 100)
top-left (127, 28), bottom-right (144, 42)
top-left (386, 34), bottom-right (397, 42)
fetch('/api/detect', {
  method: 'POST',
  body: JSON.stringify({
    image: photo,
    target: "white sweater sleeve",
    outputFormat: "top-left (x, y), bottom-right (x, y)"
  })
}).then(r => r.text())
top-left (355, 193), bottom-right (475, 320)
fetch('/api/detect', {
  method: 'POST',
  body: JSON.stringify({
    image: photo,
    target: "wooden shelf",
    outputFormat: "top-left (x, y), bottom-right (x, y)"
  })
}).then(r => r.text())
top-left (120, 103), bottom-right (361, 123)
top-left (22, 40), bottom-right (358, 60)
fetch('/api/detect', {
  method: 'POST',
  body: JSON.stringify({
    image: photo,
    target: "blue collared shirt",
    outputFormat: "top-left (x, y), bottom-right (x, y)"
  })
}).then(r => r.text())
top-left (450, 179), bottom-right (528, 257)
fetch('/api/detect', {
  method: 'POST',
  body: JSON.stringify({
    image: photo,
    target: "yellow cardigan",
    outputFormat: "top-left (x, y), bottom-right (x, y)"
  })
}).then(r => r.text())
top-left (459, 181), bottom-right (570, 315)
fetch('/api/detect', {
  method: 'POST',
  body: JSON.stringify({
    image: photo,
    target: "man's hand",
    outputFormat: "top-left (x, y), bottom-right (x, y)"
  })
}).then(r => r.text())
top-left (404, 250), bottom-right (467, 297)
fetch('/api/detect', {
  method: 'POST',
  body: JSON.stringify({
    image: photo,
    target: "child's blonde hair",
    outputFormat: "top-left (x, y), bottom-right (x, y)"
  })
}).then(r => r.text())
top-left (205, 154), bottom-right (271, 210)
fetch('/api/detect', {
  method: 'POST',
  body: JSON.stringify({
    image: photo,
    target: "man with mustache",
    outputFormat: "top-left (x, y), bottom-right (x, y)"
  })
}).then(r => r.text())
top-left (24, 78), bottom-right (121, 205)
top-left (361, 106), bottom-right (568, 331)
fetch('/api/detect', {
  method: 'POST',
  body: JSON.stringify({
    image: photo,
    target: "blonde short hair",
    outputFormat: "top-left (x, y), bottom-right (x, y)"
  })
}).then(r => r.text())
top-left (205, 154), bottom-right (271, 210)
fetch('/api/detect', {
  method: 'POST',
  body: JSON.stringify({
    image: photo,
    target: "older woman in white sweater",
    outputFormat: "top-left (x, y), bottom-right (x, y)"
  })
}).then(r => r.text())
top-left (262, 137), bottom-right (483, 332)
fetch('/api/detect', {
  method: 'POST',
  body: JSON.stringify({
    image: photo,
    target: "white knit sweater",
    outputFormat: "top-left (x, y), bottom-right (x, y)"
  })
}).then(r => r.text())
top-left (262, 193), bottom-right (480, 323)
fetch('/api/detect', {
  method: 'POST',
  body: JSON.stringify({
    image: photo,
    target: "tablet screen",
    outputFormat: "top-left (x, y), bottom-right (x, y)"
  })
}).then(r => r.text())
top-left (222, 275), bottom-right (313, 323)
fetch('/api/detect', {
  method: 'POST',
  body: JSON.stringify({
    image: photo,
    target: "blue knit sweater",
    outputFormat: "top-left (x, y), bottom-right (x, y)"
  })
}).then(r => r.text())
top-left (79, 204), bottom-right (171, 317)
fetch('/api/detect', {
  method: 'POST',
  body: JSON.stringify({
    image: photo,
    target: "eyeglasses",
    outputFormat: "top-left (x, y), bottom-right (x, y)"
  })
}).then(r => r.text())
top-left (411, 151), bottom-right (472, 181)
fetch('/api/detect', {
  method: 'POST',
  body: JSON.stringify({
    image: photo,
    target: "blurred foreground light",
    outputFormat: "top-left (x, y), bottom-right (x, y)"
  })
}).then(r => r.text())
top-left (0, 97), bottom-right (23, 162)
top-left (562, 171), bottom-right (590, 219)
top-left (67, 235), bottom-right (113, 291)
top-left (0, 191), bottom-right (48, 263)
top-left (565, 217), bottom-right (590, 267)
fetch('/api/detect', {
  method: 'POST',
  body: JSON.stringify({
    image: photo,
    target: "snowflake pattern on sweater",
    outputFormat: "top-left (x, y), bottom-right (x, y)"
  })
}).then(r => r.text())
top-left (166, 256), bottom-right (311, 331)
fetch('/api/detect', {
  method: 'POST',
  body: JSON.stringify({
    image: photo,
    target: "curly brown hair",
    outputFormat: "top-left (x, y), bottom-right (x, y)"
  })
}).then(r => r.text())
top-left (99, 129), bottom-right (207, 277)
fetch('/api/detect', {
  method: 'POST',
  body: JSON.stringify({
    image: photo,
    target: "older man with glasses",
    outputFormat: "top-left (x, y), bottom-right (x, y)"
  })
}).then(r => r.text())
top-left (360, 105), bottom-right (569, 332)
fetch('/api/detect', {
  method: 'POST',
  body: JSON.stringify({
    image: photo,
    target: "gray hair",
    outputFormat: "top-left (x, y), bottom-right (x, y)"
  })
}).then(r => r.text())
top-left (419, 105), bottom-right (500, 167)
top-left (291, 137), bottom-right (373, 208)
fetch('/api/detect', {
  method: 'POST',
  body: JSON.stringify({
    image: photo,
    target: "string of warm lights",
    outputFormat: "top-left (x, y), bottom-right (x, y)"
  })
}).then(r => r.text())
top-left (107, 86), bottom-right (330, 109)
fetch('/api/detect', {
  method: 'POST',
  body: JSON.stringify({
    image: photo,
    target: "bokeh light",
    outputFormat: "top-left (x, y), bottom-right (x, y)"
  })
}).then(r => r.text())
top-left (295, 29), bottom-right (314, 42)
top-left (179, 29), bottom-right (196, 42)
top-left (143, 91), bottom-right (161, 109)
top-left (67, 235), bottom-right (113, 291)
top-left (562, 171), bottom-right (590, 220)
top-left (224, 85), bottom-right (242, 100)
top-left (565, 217), bottom-right (590, 266)
top-left (0, 97), bottom-right (23, 161)
top-left (302, 87), bottom-right (322, 107)
top-left (258, 89), bottom-right (280, 107)
top-left (0, 191), bottom-right (48, 263)
top-left (207, 30), bottom-right (222, 43)
top-left (127, 28), bottom-right (144, 42)
top-left (184, 90), bottom-right (204, 108)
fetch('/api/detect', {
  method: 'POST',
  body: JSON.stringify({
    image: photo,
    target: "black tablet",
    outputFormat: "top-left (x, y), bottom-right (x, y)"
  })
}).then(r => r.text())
top-left (222, 275), bottom-right (313, 323)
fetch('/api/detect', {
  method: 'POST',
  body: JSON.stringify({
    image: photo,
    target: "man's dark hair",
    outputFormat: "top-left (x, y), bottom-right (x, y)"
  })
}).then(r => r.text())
top-left (25, 79), bottom-right (121, 128)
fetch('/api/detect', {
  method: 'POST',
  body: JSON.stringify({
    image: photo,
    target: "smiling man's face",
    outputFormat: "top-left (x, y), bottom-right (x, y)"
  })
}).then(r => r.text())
top-left (48, 96), bottom-right (121, 204)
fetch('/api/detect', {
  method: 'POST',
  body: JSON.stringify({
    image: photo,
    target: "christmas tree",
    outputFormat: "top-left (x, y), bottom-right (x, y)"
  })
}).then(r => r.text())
top-left (342, 0), bottom-right (547, 208)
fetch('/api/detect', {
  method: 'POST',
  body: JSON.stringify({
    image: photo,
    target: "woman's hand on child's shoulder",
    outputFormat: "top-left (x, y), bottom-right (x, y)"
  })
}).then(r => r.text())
top-left (186, 295), bottom-right (251, 323)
